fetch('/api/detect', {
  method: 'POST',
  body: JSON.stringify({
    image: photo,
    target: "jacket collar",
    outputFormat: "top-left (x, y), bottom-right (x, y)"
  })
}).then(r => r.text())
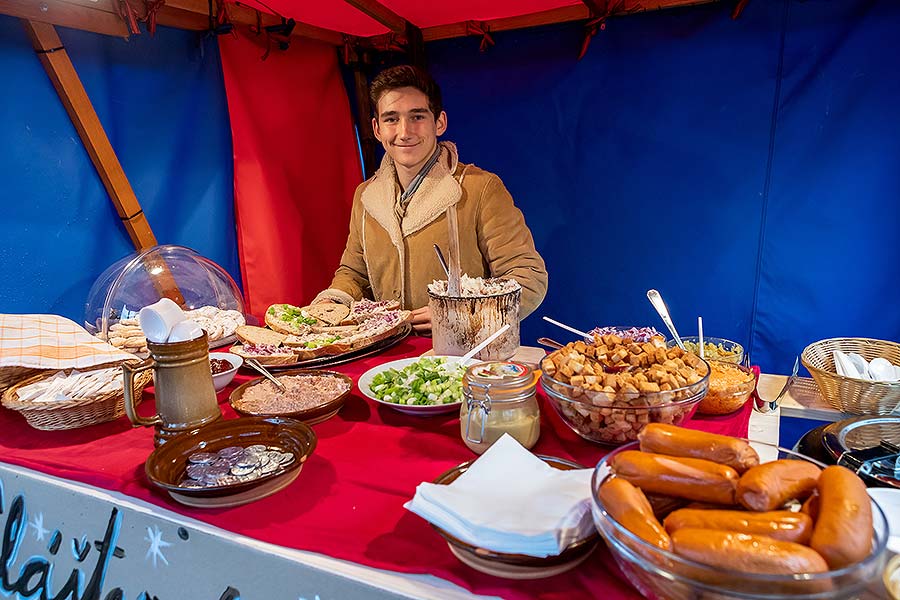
top-left (361, 141), bottom-right (462, 248)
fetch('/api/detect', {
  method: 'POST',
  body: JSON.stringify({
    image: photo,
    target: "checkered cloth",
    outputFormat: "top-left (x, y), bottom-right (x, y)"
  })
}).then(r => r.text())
top-left (0, 314), bottom-right (133, 369)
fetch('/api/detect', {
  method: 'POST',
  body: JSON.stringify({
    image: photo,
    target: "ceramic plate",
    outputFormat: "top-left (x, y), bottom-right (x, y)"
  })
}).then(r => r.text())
top-left (869, 488), bottom-right (900, 553)
top-left (229, 370), bottom-right (353, 425)
top-left (357, 356), bottom-right (469, 416)
top-left (209, 333), bottom-right (238, 350)
top-left (145, 416), bottom-right (316, 508)
top-left (431, 456), bottom-right (600, 579)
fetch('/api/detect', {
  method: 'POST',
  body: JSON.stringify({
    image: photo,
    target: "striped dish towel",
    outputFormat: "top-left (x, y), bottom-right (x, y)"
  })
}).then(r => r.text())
top-left (0, 314), bottom-right (134, 369)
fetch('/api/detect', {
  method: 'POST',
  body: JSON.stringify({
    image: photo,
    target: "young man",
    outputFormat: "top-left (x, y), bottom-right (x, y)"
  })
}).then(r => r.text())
top-left (314, 65), bottom-right (547, 334)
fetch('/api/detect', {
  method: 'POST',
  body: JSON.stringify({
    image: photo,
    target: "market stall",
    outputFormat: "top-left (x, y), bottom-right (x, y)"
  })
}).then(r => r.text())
top-left (1, 331), bottom-right (765, 600)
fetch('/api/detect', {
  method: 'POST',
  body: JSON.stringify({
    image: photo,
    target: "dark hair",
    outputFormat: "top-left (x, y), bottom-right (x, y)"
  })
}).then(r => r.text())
top-left (370, 65), bottom-right (443, 119)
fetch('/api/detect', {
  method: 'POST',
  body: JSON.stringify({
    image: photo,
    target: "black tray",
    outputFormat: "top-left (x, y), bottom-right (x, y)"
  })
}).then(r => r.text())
top-left (264, 323), bottom-right (412, 371)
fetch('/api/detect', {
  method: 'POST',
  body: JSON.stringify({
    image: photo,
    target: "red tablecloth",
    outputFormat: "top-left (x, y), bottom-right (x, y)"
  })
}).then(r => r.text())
top-left (0, 336), bottom-right (753, 599)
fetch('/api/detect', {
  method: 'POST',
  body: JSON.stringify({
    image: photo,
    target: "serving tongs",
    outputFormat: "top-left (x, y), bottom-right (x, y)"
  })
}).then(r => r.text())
top-left (246, 359), bottom-right (287, 392)
top-left (837, 440), bottom-right (900, 487)
top-left (755, 356), bottom-right (798, 414)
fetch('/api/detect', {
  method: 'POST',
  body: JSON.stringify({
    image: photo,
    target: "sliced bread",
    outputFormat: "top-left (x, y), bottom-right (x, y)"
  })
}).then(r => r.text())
top-left (265, 303), bottom-right (317, 335)
top-left (235, 325), bottom-right (286, 347)
top-left (302, 303), bottom-right (350, 327)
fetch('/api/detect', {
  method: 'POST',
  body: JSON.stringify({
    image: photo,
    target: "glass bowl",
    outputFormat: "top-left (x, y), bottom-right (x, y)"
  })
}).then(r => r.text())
top-left (84, 244), bottom-right (244, 350)
top-left (590, 442), bottom-right (890, 599)
top-left (540, 370), bottom-right (709, 446)
top-left (668, 336), bottom-right (744, 364)
top-left (885, 554), bottom-right (900, 599)
top-left (583, 326), bottom-right (664, 344)
top-left (697, 361), bottom-right (757, 415)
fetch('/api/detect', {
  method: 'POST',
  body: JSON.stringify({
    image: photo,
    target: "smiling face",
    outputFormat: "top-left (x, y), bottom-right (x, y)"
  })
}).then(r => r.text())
top-left (372, 86), bottom-right (447, 183)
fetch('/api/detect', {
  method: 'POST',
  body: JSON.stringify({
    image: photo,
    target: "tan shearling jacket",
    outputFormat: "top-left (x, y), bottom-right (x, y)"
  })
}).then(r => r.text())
top-left (314, 142), bottom-right (547, 318)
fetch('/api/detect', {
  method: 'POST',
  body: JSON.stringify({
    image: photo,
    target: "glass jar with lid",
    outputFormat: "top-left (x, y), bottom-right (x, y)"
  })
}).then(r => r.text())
top-left (460, 361), bottom-right (540, 454)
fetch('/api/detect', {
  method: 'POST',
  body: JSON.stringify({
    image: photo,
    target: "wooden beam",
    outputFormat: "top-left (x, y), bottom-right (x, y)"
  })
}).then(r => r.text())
top-left (24, 0), bottom-right (346, 44)
top-left (166, 0), bottom-right (346, 44)
top-left (0, 0), bottom-right (128, 37)
top-left (342, 0), bottom-right (407, 34)
top-left (24, 19), bottom-right (185, 303)
top-left (366, 0), bottom-right (718, 45)
top-left (23, 20), bottom-right (157, 251)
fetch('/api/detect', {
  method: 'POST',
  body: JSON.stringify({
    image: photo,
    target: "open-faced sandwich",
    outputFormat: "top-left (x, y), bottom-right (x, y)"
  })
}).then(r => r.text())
top-left (244, 302), bottom-right (411, 364)
top-left (342, 299), bottom-right (401, 325)
top-left (265, 303), bottom-right (352, 334)
top-left (229, 325), bottom-right (297, 366)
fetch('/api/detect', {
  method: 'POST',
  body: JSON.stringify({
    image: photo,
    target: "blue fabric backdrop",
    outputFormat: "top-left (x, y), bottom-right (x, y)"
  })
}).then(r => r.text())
top-left (0, 19), bottom-right (237, 322)
top-left (1, 1), bottom-right (898, 375)
top-left (425, 0), bottom-right (900, 374)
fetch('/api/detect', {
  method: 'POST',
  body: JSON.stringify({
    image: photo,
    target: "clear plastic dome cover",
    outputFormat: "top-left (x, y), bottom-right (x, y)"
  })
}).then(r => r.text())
top-left (84, 245), bottom-right (244, 339)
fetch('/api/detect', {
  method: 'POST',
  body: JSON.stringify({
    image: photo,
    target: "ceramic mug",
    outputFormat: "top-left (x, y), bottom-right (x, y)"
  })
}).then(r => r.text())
top-left (167, 320), bottom-right (203, 343)
top-left (123, 331), bottom-right (221, 446)
top-left (139, 298), bottom-right (186, 343)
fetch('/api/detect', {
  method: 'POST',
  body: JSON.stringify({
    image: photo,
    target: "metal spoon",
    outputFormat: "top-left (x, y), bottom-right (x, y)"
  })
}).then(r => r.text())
top-left (433, 244), bottom-right (450, 278)
top-left (537, 337), bottom-right (564, 350)
top-left (246, 358), bottom-right (287, 392)
top-left (647, 289), bottom-right (685, 350)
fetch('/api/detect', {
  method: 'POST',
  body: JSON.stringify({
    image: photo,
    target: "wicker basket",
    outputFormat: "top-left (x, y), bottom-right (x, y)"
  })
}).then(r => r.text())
top-left (801, 337), bottom-right (900, 415)
top-left (1, 363), bottom-right (152, 430)
top-left (0, 366), bottom-right (44, 396)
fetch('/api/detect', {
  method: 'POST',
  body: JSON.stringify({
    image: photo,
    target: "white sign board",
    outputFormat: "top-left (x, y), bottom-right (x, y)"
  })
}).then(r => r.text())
top-left (0, 462), bottom-right (486, 600)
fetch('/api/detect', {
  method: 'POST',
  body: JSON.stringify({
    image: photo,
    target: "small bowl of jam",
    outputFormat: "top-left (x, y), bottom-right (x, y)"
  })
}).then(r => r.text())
top-left (210, 352), bottom-right (242, 391)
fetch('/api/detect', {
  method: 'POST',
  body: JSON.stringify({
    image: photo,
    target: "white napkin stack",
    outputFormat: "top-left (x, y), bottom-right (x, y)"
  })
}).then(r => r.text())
top-left (404, 435), bottom-right (595, 557)
top-left (833, 350), bottom-right (900, 382)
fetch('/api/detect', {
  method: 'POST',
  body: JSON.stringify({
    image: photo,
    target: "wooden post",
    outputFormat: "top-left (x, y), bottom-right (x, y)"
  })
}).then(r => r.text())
top-left (347, 46), bottom-right (377, 177)
top-left (23, 20), bottom-right (184, 304)
top-left (405, 22), bottom-right (426, 69)
top-left (24, 20), bottom-right (157, 251)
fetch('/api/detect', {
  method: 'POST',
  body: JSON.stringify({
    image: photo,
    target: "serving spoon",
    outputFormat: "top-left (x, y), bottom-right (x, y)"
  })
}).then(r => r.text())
top-left (246, 358), bottom-right (287, 393)
top-left (647, 289), bottom-right (685, 350)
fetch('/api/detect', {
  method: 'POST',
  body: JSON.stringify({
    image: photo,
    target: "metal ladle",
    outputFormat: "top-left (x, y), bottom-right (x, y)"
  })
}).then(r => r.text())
top-left (647, 289), bottom-right (685, 350)
top-left (246, 358), bottom-right (287, 392)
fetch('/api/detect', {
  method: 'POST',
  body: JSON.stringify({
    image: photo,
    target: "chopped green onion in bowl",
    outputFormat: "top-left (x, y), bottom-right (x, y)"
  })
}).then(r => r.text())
top-left (370, 357), bottom-right (466, 406)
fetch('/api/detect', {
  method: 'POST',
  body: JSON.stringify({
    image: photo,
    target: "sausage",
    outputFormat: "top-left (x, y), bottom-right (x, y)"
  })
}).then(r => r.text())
top-left (638, 423), bottom-right (760, 473)
top-left (610, 450), bottom-right (739, 505)
top-left (736, 459), bottom-right (821, 511)
top-left (801, 491), bottom-right (819, 521)
top-left (598, 477), bottom-right (671, 550)
top-left (644, 492), bottom-right (689, 518)
top-left (671, 528), bottom-right (829, 575)
top-left (663, 508), bottom-right (813, 544)
top-left (809, 465), bottom-right (873, 569)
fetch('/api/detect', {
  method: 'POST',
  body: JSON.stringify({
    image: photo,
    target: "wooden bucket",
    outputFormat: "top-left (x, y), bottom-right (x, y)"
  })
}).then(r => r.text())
top-left (428, 285), bottom-right (520, 361)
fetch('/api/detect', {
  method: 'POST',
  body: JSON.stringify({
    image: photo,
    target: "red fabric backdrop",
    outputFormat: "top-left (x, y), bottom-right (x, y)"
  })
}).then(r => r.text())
top-left (219, 30), bottom-right (361, 320)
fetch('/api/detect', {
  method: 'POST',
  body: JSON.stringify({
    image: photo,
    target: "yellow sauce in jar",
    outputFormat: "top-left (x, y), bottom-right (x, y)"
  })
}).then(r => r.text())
top-left (460, 361), bottom-right (540, 454)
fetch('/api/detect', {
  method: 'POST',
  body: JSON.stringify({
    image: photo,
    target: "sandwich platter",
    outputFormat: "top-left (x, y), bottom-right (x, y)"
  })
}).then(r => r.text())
top-left (229, 300), bottom-right (413, 370)
top-left (268, 323), bottom-right (411, 370)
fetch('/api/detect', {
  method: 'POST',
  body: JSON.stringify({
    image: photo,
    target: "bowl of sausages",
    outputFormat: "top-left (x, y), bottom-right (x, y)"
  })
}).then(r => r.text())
top-left (591, 423), bottom-right (889, 599)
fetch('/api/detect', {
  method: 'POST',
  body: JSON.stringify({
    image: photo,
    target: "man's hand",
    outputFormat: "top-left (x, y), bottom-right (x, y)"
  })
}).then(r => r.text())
top-left (410, 306), bottom-right (432, 336)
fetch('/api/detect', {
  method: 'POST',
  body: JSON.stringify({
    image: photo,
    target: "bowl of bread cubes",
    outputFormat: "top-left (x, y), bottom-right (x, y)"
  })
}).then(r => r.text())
top-left (540, 332), bottom-right (709, 446)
